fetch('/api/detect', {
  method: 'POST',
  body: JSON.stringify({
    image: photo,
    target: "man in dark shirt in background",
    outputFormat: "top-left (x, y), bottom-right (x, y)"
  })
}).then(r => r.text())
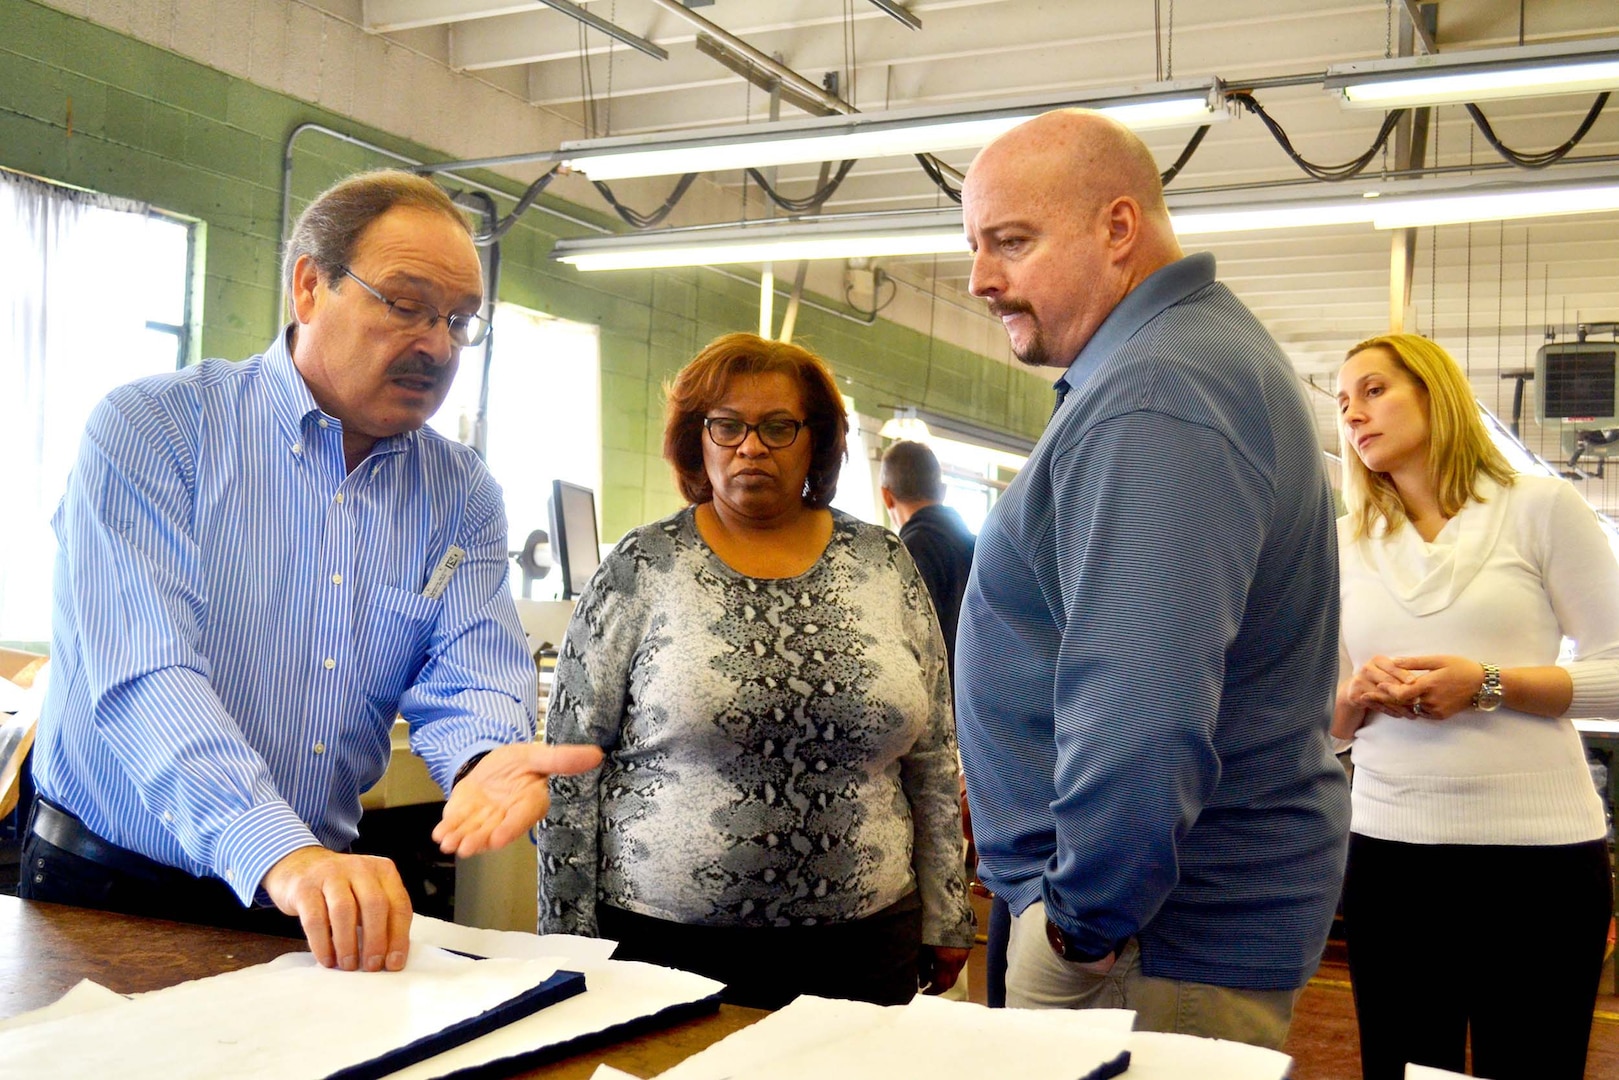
top-left (880, 440), bottom-right (975, 677)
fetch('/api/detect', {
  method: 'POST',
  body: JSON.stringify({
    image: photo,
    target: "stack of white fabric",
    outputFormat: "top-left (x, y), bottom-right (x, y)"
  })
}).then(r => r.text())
top-left (0, 916), bottom-right (724, 1080)
top-left (588, 992), bottom-right (1292, 1080)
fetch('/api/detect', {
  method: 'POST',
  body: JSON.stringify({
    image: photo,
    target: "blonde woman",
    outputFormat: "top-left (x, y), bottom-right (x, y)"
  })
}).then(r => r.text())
top-left (1335, 333), bottom-right (1617, 1080)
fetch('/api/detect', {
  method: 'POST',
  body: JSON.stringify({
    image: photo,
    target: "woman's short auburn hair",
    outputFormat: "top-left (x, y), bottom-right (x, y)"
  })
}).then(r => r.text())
top-left (663, 332), bottom-right (849, 509)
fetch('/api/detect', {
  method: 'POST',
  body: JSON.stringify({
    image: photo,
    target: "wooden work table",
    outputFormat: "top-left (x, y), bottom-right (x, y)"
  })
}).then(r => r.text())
top-left (0, 895), bottom-right (764, 1078)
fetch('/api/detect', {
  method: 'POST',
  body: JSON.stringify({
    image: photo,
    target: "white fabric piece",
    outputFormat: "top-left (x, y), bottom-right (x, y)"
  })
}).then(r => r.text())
top-left (1124, 1031), bottom-right (1292, 1079)
top-left (654, 994), bottom-right (1134, 1080)
top-left (410, 913), bottom-right (617, 964)
top-left (385, 958), bottom-right (723, 1080)
top-left (0, 948), bottom-right (562, 1080)
top-left (1405, 1065), bottom-right (1470, 1079)
top-left (0, 980), bottom-right (124, 1034)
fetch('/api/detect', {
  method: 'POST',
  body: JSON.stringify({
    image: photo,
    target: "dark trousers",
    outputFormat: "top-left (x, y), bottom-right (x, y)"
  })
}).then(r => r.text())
top-left (16, 796), bottom-right (303, 939)
top-left (1343, 832), bottom-right (1611, 1080)
top-left (597, 890), bottom-right (923, 1010)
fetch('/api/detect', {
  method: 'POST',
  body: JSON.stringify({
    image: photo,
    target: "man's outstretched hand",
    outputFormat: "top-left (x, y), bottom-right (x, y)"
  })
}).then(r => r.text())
top-left (432, 742), bottom-right (604, 858)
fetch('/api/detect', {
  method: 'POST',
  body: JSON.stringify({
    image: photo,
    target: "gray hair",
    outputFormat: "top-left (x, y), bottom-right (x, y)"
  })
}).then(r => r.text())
top-left (880, 440), bottom-right (944, 502)
top-left (281, 169), bottom-right (471, 294)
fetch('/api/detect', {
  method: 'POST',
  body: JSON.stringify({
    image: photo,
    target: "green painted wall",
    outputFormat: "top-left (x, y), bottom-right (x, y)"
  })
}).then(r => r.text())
top-left (1, 0), bottom-right (1050, 542)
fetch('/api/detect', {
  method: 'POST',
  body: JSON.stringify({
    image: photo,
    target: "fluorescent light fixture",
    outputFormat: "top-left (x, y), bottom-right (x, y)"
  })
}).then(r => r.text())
top-left (558, 79), bottom-right (1227, 180)
top-left (1326, 36), bottom-right (1619, 108)
top-left (881, 406), bottom-right (1037, 457)
top-left (1169, 198), bottom-right (1376, 235)
top-left (879, 412), bottom-right (932, 442)
top-left (551, 167), bottom-right (1619, 270)
top-left (552, 211), bottom-right (964, 271)
top-left (1369, 173), bottom-right (1619, 228)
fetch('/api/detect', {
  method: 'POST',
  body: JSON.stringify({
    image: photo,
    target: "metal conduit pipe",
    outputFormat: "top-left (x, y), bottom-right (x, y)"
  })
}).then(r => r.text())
top-left (640, 0), bottom-right (854, 117)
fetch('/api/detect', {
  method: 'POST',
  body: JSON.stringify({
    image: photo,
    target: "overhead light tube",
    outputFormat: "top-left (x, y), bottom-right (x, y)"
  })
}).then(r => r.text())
top-left (550, 168), bottom-right (1619, 271)
top-left (1325, 37), bottom-right (1619, 108)
top-left (558, 79), bottom-right (1228, 180)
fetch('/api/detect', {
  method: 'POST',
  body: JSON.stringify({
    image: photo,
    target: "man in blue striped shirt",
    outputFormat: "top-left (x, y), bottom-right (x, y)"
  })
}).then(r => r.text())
top-left (23, 171), bottom-right (601, 973)
top-left (955, 111), bottom-right (1349, 1047)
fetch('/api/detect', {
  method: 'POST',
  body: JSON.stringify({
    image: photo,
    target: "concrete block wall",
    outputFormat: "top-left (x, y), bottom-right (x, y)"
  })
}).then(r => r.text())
top-left (2, 0), bottom-right (1052, 543)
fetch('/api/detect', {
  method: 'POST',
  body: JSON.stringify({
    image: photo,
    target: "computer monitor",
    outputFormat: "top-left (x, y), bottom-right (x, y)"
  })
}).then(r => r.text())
top-left (548, 480), bottom-right (602, 600)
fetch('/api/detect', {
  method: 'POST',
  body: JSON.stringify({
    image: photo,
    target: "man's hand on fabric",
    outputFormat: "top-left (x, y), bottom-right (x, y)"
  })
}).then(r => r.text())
top-left (432, 742), bottom-right (605, 858)
top-left (918, 945), bottom-right (971, 994)
top-left (261, 845), bottom-right (413, 972)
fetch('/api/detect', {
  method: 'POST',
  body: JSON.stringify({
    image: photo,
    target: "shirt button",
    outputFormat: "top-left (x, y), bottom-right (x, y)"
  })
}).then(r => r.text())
top-left (323, 658), bottom-right (336, 670)
top-left (370, 464), bottom-right (381, 476)
top-left (330, 573), bottom-right (342, 586)
top-left (318, 419), bottom-right (329, 428)
top-left (334, 493), bottom-right (345, 505)
top-left (225, 869), bottom-right (235, 881)
top-left (313, 741), bottom-right (326, 755)
top-left (291, 443), bottom-right (303, 455)
top-left (163, 811), bottom-right (173, 823)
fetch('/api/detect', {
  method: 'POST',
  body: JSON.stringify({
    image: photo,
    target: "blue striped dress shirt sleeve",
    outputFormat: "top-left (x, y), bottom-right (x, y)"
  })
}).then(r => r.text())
top-left (34, 331), bottom-right (537, 905)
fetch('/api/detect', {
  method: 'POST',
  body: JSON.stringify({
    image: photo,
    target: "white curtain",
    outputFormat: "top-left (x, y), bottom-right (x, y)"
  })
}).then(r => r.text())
top-left (0, 171), bottom-right (168, 642)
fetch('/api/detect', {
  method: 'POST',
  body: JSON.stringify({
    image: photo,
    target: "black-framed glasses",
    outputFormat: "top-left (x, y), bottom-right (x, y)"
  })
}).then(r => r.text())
top-left (703, 416), bottom-right (806, 449)
top-left (337, 266), bottom-right (492, 348)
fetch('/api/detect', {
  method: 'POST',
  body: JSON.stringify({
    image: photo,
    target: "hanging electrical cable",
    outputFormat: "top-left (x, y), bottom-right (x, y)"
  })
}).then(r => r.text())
top-left (916, 153), bottom-right (961, 203)
top-left (745, 159), bottom-right (859, 213)
top-left (590, 175), bottom-right (700, 228)
top-left (1158, 125), bottom-right (1210, 186)
top-left (1464, 94), bottom-right (1610, 169)
top-left (1230, 91), bottom-right (1406, 181)
top-left (462, 166), bottom-right (561, 243)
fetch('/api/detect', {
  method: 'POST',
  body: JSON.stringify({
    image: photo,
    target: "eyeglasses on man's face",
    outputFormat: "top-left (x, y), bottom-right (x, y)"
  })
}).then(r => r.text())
top-left (337, 266), bottom-right (492, 348)
top-left (702, 416), bottom-right (807, 449)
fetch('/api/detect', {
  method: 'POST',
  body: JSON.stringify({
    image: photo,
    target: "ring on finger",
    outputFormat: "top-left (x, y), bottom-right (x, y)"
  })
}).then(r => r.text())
top-left (1411, 698), bottom-right (1425, 717)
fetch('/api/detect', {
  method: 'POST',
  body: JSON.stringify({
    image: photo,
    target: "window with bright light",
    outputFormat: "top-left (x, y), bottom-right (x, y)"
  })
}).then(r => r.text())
top-left (427, 302), bottom-right (601, 600)
top-left (0, 170), bottom-right (192, 643)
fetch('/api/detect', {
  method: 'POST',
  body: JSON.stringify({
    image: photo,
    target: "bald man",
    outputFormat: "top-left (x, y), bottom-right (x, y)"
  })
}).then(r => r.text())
top-left (953, 111), bottom-right (1349, 1047)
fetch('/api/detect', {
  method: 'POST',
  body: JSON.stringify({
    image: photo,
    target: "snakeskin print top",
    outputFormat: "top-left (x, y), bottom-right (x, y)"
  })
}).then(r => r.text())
top-left (537, 506), bottom-right (974, 948)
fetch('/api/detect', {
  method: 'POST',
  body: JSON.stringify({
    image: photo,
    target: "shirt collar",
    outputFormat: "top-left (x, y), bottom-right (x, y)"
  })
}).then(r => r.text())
top-left (263, 325), bottom-right (413, 461)
top-left (263, 325), bottom-right (324, 437)
top-left (1059, 251), bottom-right (1217, 397)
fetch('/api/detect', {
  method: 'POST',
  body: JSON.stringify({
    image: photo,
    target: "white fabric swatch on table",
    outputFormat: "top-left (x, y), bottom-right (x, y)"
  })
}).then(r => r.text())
top-left (0, 918), bottom-right (721, 1080)
top-left (0, 948), bottom-right (563, 1080)
top-left (654, 994), bottom-right (1135, 1080)
top-left (408, 913), bottom-right (616, 965)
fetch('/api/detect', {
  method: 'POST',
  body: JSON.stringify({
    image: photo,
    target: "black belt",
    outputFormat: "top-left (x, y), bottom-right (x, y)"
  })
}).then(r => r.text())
top-left (30, 797), bottom-right (180, 884)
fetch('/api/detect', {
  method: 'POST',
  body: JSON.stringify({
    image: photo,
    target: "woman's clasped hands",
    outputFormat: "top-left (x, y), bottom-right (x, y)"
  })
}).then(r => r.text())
top-left (1345, 654), bottom-right (1488, 723)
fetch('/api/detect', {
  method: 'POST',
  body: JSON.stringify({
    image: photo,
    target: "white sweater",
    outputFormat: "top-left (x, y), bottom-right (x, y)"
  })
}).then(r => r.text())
top-left (1339, 474), bottom-right (1619, 845)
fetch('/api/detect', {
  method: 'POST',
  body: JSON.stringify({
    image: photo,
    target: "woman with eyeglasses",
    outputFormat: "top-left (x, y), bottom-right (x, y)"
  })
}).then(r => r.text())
top-left (536, 332), bottom-right (974, 1008)
top-left (1334, 333), bottom-right (1617, 1080)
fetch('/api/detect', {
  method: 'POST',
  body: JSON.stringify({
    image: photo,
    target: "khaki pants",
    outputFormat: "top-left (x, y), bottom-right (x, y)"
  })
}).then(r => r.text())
top-left (1006, 901), bottom-right (1298, 1050)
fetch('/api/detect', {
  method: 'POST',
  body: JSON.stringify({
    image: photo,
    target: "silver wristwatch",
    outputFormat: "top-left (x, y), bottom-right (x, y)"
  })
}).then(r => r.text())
top-left (1471, 663), bottom-right (1504, 711)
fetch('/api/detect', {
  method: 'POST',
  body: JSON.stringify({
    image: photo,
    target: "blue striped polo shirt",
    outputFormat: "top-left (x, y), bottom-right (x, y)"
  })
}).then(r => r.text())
top-left (34, 328), bottom-right (536, 905)
top-left (956, 253), bottom-right (1349, 990)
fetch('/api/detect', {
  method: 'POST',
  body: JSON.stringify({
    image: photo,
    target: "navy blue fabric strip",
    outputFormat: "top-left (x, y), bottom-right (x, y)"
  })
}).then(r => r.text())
top-left (1087, 1049), bottom-right (1132, 1080)
top-left (424, 993), bottom-right (725, 1080)
top-left (324, 968), bottom-right (588, 1080)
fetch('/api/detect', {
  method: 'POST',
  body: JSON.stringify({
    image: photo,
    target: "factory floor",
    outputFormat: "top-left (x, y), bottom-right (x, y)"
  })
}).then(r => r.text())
top-left (961, 890), bottom-right (1619, 1079)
